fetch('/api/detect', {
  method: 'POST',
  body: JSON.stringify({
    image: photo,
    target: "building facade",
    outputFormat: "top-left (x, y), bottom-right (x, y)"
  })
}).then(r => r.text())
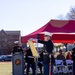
top-left (0, 29), bottom-right (21, 55)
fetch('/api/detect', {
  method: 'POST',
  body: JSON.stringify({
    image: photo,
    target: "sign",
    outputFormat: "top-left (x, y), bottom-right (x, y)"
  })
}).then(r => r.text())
top-left (12, 53), bottom-right (24, 75)
top-left (28, 40), bottom-right (39, 57)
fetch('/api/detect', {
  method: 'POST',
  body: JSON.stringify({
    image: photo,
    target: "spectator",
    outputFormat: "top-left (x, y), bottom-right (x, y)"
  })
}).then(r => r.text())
top-left (66, 51), bottom-right (72, 71)
top-left (56, 49), bottom-right (66, 72)
top-left (57, 49), bottom-right (66, 65)
top-left (66, 51), bottom-right (72, 60)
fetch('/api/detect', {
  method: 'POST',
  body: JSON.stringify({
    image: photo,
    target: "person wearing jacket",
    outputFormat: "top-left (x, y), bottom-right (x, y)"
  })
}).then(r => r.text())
top-left (38, 32), bottom-right (54, 75)
top-left (12, 41), bottom-right (23, 54)
top-left (25, 48), bottom-right (36, 75)
top-left (29, 32), bottom-right (54, 75)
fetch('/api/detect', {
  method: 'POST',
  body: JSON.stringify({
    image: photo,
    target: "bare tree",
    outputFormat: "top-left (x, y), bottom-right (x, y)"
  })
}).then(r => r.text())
top-left (66, 6), bottom-right (75, 20)
top-left (57, 14), bottom-right (66, 20)
top-left (56, 6), bottom-right (75, 20)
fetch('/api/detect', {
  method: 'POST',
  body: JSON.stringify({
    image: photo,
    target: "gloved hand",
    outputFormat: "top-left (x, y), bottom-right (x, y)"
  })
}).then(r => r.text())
top-left (33, 38), bottom-right (38, 42)
top-left (28, 38), bottom-right (38, 42)
top-left (28, 38), bottom-right (33, 41)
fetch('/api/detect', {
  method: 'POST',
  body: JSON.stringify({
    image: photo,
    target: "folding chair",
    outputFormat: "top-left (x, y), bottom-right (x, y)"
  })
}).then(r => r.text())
top-left (55, 60), bottom-right (64, 74)
top-left (66, 60), bottom-right (73, 73)
top-left (53, 65), bottom-right (57, 74)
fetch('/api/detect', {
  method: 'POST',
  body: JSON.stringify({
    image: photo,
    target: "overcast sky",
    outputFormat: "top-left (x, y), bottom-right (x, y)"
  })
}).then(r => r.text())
top-left (0, 0), bottom-right (75, 36)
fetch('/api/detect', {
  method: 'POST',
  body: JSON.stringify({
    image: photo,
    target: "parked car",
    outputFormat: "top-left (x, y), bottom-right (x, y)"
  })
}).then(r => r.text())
top-left (0, 55), bottom-right (12, 61)
top-left (4, 55), bottom-right (12, 61)
top-left (0, 55), bottom-right (7, 61)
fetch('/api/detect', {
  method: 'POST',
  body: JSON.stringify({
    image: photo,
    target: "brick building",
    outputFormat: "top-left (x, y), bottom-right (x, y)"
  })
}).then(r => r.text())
top-left (0, 29), bottom-right (21, 55)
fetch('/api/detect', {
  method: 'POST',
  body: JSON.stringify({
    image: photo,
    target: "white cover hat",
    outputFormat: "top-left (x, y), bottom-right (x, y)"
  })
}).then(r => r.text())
top-left (44, 31), bottom-right (52, 37)
top-left (14, 41), bottom-right (19, 44)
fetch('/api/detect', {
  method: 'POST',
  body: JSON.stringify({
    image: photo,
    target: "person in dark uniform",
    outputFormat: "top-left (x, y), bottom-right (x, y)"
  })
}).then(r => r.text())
top-left (12, 41), bottom-right (24, 75)
top-left (29, 32), bottom-right (54, 75)
top-left (72, 46), bottom-right (75, 75)
top-left (38, 32), bottom-right (54, 75)
top-left (25, 48), bottom-right (36, 75)
top-left (12, 41), bottom-right (23, 54)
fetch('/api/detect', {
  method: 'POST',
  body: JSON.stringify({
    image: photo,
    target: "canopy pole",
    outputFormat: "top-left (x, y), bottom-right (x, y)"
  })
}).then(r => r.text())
top-left (64, 43), bottom-right (67, 52)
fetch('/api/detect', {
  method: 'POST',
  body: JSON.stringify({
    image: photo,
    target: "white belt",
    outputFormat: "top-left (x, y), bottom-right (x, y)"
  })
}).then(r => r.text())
top-left (28, 56), bottom-right (34, 58)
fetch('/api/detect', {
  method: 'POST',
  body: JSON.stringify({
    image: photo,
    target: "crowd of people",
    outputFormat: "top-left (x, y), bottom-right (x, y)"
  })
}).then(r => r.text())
top-left (12, 32), bottom-right (75, 75)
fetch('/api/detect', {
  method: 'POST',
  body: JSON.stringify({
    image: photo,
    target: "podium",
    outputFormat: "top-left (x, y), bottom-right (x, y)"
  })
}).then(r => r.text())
top-left (12, 52), bottom-right (24, 75)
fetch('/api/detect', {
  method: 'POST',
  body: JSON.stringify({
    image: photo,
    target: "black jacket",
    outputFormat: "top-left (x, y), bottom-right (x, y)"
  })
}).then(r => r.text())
top-left (25, 48), bottom-right (34, 63)
top-left (38, 40), bottom-right (54, 54)
top-left (12, 46), bottom-right (23, 54)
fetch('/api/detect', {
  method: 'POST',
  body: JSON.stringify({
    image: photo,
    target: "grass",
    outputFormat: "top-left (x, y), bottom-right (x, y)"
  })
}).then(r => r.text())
top-left (0, 62), bottom-right (72, 75)
top-left (0, 62), bottom-right (12, 75)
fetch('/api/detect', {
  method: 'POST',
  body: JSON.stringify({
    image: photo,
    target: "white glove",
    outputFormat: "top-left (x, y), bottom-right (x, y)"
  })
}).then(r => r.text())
top-left (28, 38), bottom-right (33, 41)
top-left (28, 38), bottom-right (38, 42)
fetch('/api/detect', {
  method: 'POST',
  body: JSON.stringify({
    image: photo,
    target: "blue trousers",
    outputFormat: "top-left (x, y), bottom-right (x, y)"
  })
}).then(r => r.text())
top-left (44, 64), bottom-right (53, 75)
top-left (44, 64), bottom-right (49, 75)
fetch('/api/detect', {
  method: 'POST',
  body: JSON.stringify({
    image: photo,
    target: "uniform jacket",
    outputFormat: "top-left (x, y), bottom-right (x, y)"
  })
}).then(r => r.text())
top-left (38, 40), bottom-right (54, 54)
top-left (12, 46), bottom-right (23, 54)
top-left (25, 48), bottom-right (34, 63)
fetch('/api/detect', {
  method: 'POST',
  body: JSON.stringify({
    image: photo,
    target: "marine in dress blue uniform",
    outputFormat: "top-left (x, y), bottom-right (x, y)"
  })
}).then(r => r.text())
top-left (25, 48), bottom-right (36, 75)
top-left (37, 32), bottom-right (54, 75)
top-left (12, 41), bottom-right (23, 54)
